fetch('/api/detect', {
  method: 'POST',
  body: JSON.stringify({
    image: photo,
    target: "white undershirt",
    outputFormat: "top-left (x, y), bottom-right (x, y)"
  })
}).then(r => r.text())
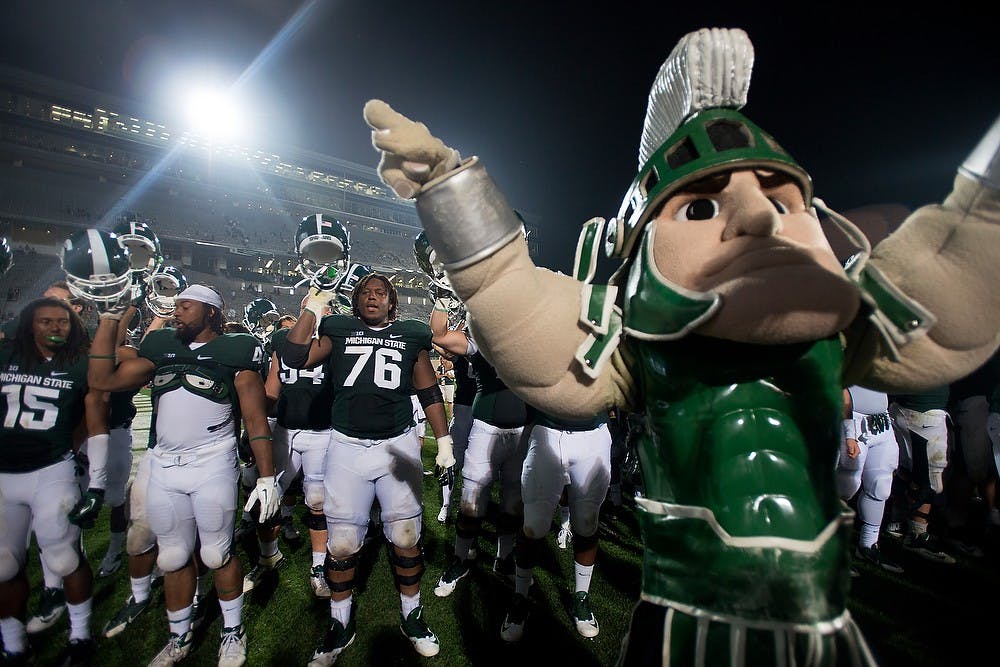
top-left (155, 342), bottom-right (236, 454)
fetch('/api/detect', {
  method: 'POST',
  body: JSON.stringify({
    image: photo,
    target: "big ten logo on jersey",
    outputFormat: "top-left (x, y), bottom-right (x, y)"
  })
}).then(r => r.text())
top-left (279, 358), bottom-right (325, 385)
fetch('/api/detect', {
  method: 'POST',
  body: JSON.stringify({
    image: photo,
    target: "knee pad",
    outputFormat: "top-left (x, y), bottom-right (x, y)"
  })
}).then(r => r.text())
top-left (303, 481), bottom-right (325, 512)
top-left (521, 504), bottom-right (551, 540)
top-left (388, 542), bottom-right (424, 587)
top-left (0, 548), bottom-right (22, 581)
top-left (861, 470), bottom-right (894, 503)
top-left (324, 551), bottom-right (359, 593)
top-left (41, 543), bottom-right (80, 578)
top-left (384, 517), bottom-right (421, 550)
top-left (305, 512), bottom-right (327, 532)
top-left (126, 520), bottom-right (157, 557)
top-left (157, 544), bottom-right (192, 573)
top-left (327, 524), bottom-right (364, 559)
top-left (459, 479), bottom-right (490, 518)
top-left (569, 505), bottom-right (601, 538)
top-left (199, 543), bottom-right (231, 570)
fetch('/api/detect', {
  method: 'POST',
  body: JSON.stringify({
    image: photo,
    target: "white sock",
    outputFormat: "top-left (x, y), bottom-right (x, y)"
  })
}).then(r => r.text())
top-left (400, 591), bottom-right (420, 618)
top-left (219, 595), bottom-right (243, 629)
top-left (0, 617), bottom-right (27, 653)
top-left (167, 605), bottom-right (192, 637)
top-left (441, 485), bottom-right (452, 508)
top-left (106, 531), bottom-right (126, 559)
top-left (559, 505), bottom-right (570, 527)
top-left (330, 595), bottom-right (352, 626)
top-left (497, 533), bottom-right (514, 560)
top-left (574, 562), bottom-right (594, 594)
top-left (130, 575), bottom-right (152, 604)
top-left (312, 551), bottom-right (326, 568)
top-left (260, 539), bottom-right (279, 559)
top-left (67, 598), bottom-right (92, 641)
top-left (859, 522), bottom-right (880, 549)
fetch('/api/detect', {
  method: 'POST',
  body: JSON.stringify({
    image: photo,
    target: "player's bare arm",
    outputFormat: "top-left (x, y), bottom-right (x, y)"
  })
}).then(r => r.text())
top-left (87, 317), bottom-right (155, 392)
top-left (264, 351), bottom-right (281, 411)
top-left (236, 368), bottom-right (275, 477)
top-left (429, 307), bottom-right (469, 357)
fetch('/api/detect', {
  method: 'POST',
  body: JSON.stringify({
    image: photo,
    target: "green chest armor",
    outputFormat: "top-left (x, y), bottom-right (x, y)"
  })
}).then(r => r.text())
top-left (629, 335), bottom-right (852, 623)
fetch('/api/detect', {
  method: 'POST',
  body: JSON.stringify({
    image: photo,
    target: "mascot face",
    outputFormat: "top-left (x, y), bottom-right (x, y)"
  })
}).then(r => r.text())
top-left (651, 168), bottom-right (860, 344)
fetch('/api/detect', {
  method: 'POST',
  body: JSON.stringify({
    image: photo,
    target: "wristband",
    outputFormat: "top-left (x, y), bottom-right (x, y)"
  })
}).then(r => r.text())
top-left (250, 435), bottom-right (273, 441)
top-left (842, 419), bottom-right (857, 441)
top-left (88, 354), bottom-right (116, 359)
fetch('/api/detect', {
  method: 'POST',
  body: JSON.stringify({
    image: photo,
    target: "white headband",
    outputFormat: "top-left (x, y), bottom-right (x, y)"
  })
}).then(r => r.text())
top-left (176, 285), bottom-right (224, 310)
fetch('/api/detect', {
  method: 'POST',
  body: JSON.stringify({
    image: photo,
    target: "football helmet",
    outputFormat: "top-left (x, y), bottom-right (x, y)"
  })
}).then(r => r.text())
top-left (61, 228), bottom-right (133, 309)
top-left (146, 265), bottom-right (188, 318)
top-left (295, 214), bottom-right (350, 289)
top-left (0, 237), bottom-right (12, 275)
top-left (113, 218), bottom-right (163, 275)
top-left (413, 231), bottom-right (450, 291)
top-left (243, 297), bottom-right (280, 342)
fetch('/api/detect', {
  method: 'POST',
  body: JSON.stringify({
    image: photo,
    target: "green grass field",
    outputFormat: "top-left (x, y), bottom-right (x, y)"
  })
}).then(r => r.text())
top-left (19, 433), bottom-right (1000, 666)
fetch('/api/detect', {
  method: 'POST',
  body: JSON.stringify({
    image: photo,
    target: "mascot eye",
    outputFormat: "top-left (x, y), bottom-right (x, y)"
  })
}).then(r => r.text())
top-left (768, 197), bottom-right (790, 214)
top-left (674, 198), bottom-right (719, 221)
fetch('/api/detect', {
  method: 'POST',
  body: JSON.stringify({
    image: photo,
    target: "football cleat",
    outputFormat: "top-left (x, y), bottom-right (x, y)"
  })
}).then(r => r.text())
top-left (556, 525), bottom-right (572, 550)
top-left (308, 617), bottom-right (356, 666)
top-left (97, 551), bottom-right (123, 578)
top-left (310, 565), bottom-right (332, 599)
top-left (217, 625), bottom-right (248, 667)
top-left (571, 591), bottom-right (600, 638)
top-left (855, 543), bottom-right (904, 574)
top-left (903, 532), bottom-right (956, 564)
top-left (436, 506), bottom-right (448, 525)
top-left (148, 630), bottom-right (194, 666)
top-left (399, 606), bottom-right (440, 657)
top-left (26, 586), bottom-right (66, 634)
top-left (63, 637), bottom-right (96, 667)
top-left (102, 595), bottom-right (151, 638)
top-left (500, 593), bottom-right (530, 642)
top-left (243, 550), bottom-right (287, 593)
top-left (434, 556), bottom-right (471, 598)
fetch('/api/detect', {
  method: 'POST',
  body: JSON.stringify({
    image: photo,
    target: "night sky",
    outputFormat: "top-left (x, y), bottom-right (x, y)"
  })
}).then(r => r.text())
top-left (1, 1), bottom-right (997, 273)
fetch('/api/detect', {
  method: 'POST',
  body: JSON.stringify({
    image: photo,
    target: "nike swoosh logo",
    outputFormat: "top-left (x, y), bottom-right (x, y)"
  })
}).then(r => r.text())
top-left (389, 334), bottom-right (403, 339)
top-left (197, 355), bottom-right (213, 360)
top-left (50, 371), bottom-right (69, 376)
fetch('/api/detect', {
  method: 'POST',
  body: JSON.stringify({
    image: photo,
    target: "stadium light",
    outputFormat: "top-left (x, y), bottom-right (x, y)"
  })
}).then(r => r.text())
top-left (182, 86), bottom-right (248, 143)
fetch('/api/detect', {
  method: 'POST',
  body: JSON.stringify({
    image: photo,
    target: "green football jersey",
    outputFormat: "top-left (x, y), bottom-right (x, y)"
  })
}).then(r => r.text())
top-left (0, 342), bottom-right (88, 472)
top-left (270, 327), bottom-right (333, 431)
top-left (139, 328), bottom-right (264, 444)
top-left (318, 315), bottom-right (431, 439)
top-left (470, 351), bottom-right (529, 428)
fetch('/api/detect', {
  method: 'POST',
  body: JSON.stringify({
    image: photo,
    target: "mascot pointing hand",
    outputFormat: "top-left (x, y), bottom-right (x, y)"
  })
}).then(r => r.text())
top-left (366, 27), bottom-right (999, 666)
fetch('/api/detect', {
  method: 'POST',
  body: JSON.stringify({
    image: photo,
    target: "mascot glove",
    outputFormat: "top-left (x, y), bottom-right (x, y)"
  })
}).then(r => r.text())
top-left (434, 296), bottom-right (461, 313)
top-left (304, 286), bottom-right (336, 319)
top-left (68, 488), bottom-right (105, 528)
top-left (434, 434), bottom-right (457, 489)
top-left (364, 99), bottom-right (461, 199)
top-left (245, 475), bottom-right (282, 523)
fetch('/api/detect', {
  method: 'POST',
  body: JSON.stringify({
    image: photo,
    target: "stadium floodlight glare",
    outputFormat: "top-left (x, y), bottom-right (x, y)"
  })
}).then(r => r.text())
top-left (182, 87), bottom-right (247, 143)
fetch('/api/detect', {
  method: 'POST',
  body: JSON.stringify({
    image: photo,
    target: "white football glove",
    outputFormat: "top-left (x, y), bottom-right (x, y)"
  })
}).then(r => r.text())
top-left (303, 286), bottom-right (336, 320)
top-left (363, 99), bottom-right (461, 199)
top-left (433, 434), bottom-right (457, 489)
top-left (244, 475), bottom-right (281, 523)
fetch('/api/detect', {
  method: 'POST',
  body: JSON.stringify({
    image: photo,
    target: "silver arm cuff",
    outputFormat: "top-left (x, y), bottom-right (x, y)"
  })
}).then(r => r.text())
top-left (415, 157), bottom-right (524, 270)
top-left (959, 114), bottom-right (1000, 189)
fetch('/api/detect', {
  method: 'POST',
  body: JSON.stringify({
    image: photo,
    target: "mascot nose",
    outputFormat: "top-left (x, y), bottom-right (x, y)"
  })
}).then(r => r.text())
top-left (721, 191), bottom-right (782, 241)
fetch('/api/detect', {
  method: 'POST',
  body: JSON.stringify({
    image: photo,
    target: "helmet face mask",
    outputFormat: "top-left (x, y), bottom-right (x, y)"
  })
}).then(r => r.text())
top-left (61, 229), bottom-right (133, 309)
top-left (0, 237), bottom-right (12, 275)
top-left (242, 298), bottom-right (280, 342)
top-left (296, 214), bottom-right (350, 289)
top-left (146, 266), bottom-right (188, 318)
top-left (114, 219), bottom-right (163, 275)
top-left (413, 232), bottom-right (451, 291)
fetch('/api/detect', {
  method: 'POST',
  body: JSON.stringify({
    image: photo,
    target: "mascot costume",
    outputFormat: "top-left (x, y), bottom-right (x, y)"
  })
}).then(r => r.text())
top-left (359, 27), bottom-right (1000, 666)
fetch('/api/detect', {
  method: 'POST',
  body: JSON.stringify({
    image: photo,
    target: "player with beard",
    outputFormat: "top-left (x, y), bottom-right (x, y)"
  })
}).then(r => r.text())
top-left (0, 297), bottom-right (99, 665)
top-left (88, 284), bottom-right (279, 667)
top-left (282, 274), bottom-right (454, 664)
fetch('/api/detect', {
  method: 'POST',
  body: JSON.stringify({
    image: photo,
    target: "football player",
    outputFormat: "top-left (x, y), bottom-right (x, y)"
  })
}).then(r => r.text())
top-left (433, 344), bottom-right (476, 526)
top-left (88, 284), bottom-right (279, 667)
top-left (428, 308), bottom-right (531, 598)
top-left (0, 297), bottom-right (99, 665)
top-left (264, 303), bottom-right (334, 598)
top-left (281, 273), bottom-right (454, 664)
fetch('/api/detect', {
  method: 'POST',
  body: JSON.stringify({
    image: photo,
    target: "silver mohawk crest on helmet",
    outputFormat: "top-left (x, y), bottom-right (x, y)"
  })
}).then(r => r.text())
top-left (637, 27), bottom-right (754, 166)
